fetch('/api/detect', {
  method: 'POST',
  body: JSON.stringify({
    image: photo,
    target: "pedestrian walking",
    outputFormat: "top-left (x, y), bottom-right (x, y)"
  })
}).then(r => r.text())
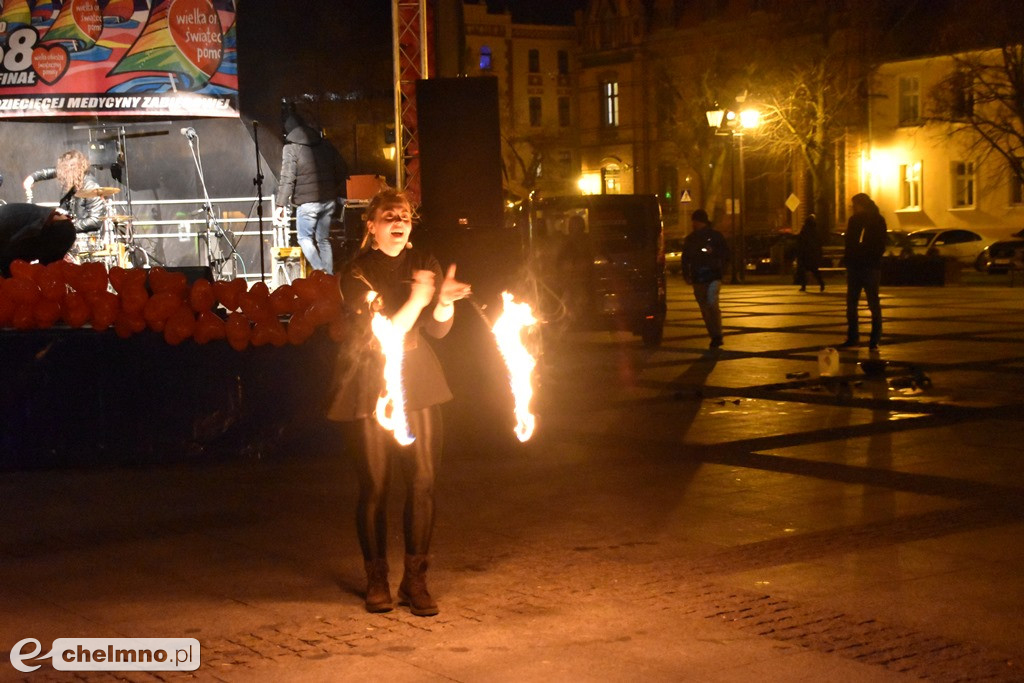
top-left (327, 188), bottom-right (471, 617)
top-left (795, 214), bottom-right (825, 292)
top-left (681, 209), bottom-right (730, 348)
top-left (841, 193), bottom-right (887, 350)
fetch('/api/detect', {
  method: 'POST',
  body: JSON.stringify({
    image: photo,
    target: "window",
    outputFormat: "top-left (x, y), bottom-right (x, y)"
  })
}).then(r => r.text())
top-left (528, 49), bottom-right (540, 73)
top-left (1012, 158), bottom-right (1024, 205)
top-left (900, 161), bottom-right (923, 209)
top-left (558, 96), bottom-right (570, 127)
top-left (529, 97), bottom-right (542, 127)
top-left (603, 163), bottom-right (621, 194)
top-left (557, 50), bottom-right (569, 75)
top-left (601, 81), bottom-right (619, 127)
top-left (951, 70), bottom-right (974, 119)
top-left (898, 76), bottom-right (920, 125)
top-left (951, 161), bottom-right (975, 208)
top-left (479, 46), bottom-right (492, 71)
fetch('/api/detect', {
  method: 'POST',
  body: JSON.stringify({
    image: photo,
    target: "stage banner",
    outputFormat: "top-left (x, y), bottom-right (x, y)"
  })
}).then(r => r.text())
top-left (0, 0), bottom-right (238, 118)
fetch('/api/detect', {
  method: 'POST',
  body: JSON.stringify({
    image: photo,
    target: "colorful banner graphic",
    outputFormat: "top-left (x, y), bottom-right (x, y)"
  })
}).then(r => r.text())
top-left (0, 0), bottom-right (237, 117)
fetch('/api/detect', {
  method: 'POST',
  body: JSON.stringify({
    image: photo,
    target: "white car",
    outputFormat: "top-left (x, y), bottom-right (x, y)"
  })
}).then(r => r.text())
top-left (906, 228), bottom-right (995, 265)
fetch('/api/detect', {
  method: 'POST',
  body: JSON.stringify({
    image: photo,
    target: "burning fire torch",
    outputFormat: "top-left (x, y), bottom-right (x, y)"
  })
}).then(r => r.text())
top-left (486, 292), bottom-right (539, 442)
top-left (367, 291), bottom-right (415, 446)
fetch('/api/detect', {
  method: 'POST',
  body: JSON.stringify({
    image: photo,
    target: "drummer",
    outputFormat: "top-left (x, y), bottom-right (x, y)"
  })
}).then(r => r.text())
top-left (22, 150), bottom-right (106, 234)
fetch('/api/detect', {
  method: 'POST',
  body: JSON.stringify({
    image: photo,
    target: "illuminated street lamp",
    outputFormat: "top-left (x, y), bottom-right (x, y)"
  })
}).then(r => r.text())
top-left (706, 104), bottom-right (760, 283)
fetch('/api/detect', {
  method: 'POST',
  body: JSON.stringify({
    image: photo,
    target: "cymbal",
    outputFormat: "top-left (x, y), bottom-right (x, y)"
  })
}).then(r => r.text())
top-left (110, 214), bottom-right (134, 222)
top-left (76, 186), bottom-right (121, 198)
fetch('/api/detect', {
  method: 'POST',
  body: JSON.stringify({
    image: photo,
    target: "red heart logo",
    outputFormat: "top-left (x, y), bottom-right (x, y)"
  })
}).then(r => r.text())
top-left (168, 0), bottom-right (223, 80)
top-left (71, 0), bottom-right (104, 44)
top-left (32, 45), bottom-right (70, 85)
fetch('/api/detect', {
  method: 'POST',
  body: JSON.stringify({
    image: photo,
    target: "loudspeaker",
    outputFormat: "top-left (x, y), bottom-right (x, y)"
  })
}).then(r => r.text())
top-left (417, 77), bottom-right (515, 300)
top-left (417, 77), bottom-right (504, 234)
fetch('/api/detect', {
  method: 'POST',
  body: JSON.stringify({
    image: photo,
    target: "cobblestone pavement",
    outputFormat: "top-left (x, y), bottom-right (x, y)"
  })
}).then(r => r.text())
top-left (2, 279), bottom-right (1023, 681)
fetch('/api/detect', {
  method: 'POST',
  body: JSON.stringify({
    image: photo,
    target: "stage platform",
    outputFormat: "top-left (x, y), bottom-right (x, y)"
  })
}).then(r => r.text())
top-left (0, 325), bottom-right (339, 470)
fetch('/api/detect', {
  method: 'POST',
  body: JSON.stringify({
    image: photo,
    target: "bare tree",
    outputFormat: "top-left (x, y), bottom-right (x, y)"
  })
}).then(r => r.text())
top-left (929, 45), bottom-right (1024, 187)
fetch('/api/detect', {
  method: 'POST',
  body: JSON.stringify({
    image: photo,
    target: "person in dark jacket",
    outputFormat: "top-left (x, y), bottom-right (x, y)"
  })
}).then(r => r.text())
top-left (681, 208), bottom-right (730, 348)
top-left (795, 214), bottom-right (825, 292)
top-left (0, 203), bottom-right (76, 276)
top-left (841, 193), bottom-right (887, 349)
top-left (22, 149), bottom-right (105, 234)
top-left (327, 188), bottom-right (471, 617)
top-left (273, 112), bottom-right (349, 274)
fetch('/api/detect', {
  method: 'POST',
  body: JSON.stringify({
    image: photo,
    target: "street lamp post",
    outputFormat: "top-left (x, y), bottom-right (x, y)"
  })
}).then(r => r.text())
top-left (706, 105), bottom-right (760, 284)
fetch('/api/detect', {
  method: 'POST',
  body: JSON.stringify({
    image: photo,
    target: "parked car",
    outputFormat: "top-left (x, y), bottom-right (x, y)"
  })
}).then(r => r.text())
top-left (521, 194), bottom-right (667, 347)
top-left (743, 232), bottom-right (798, 274)
top-left (975, 229), bottom-right (1024, 273)
top-left (906, 228), bottom-right (995, 265)
top-left (817, 230), bottom-right (913, 269)
top-left (664, 237), bottom-right (684, 275)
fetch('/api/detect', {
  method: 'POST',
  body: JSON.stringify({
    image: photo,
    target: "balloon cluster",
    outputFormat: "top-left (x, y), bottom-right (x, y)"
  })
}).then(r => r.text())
top-left (0, 259), bottom-right (347, 349)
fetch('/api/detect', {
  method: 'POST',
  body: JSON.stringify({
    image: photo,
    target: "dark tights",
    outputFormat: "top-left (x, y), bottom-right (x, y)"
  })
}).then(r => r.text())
top-left (344, 405), bottom-right (442, 562)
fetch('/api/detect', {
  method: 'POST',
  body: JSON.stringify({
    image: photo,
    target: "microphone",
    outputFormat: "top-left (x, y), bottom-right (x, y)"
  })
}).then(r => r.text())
top-left (180, 127), bottom-right (197, 139)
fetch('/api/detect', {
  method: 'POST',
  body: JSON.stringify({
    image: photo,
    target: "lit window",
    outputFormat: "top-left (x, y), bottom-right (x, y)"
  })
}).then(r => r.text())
top-left (899, 76), bottom-right (920, 125)
top-left (951, 161), bottom-right (975, 208)
top-left (603, 163), bottom-right (621, 194)
top-left (602, 81), bottom-right (619, 128)
top-left (900, 161), bottom-right (923, 209)
top-left (479, 46), bottom-right (492, 71)
top-left (529, 97), bottom-right (542, 127)
top-left (528, 49), bottom-right (540, 73)
top-left (558, 96), bottom-right (570, 127)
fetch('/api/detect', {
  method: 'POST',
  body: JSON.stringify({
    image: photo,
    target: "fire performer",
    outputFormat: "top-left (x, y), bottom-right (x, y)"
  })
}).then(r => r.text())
top-left (22, 149), bottom-right (105, 234)
top-left (327, 188), bottom-right (471, 616)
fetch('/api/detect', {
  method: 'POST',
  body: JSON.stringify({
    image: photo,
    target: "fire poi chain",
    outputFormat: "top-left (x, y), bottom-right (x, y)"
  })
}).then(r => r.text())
top-left (369, 290), bottom-right (539, 445)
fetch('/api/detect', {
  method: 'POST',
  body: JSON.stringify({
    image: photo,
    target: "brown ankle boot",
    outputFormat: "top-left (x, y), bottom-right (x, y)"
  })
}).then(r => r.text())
top-left (398, 554), bottom-right (438, 617)
top-left (364, 558), bottom-right (393, 613)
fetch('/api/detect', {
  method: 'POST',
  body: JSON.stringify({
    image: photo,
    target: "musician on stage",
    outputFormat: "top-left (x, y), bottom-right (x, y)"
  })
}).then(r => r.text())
top-left (22, 149), bottom-right (105, 234)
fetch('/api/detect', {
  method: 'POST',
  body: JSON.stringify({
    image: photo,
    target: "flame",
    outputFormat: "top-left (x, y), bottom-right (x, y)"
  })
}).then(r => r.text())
top-left (491, 292), bottom-right (539, 442)
top-left (367, 292), bottom-right (414, 446)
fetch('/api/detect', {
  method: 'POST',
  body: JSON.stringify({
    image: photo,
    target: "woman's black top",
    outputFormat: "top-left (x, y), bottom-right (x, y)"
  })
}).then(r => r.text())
top-left (326, 247), bottom-right (453, 422)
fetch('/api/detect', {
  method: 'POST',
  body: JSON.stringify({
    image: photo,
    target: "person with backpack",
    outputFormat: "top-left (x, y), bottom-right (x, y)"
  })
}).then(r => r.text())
top-left (681, 209), bottom-right (730, 348)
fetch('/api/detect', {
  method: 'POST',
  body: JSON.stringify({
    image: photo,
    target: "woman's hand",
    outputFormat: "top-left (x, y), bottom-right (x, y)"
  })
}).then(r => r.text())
top-left (434, 264), bottom-right (470, 322)
top-left (438, 264), bottom-right (471, 306)
top-left (409, 269), bottom-right (436, 309)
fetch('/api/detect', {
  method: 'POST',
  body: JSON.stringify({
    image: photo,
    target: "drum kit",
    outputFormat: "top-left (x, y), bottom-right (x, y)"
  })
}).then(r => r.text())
top-left (71, 186), bottom-right (147, 269)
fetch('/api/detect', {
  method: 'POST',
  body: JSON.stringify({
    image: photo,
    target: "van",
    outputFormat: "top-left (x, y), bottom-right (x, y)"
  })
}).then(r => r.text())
top-left (518, 194), bottom-right (667, 346)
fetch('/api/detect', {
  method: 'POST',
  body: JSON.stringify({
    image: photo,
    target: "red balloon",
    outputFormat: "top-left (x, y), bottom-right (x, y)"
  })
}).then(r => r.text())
top-left (12, 303), bottom-right (35, 330)
top-left (4, 277), bottom-right (40, 306)
top-left (148, 267), bottom-right (187, 297)
top-left (33, 298), bottom-right (62, 328)
top-left (188, 278), bottom-right (216, 312)
top-left (164, 306), bottom-right (196, 345)
top-left (89, 290), bottom-right (120, 330)
top-left (78, 262), bottom-right (109, 294)
top-left (62, 291), bottom-right (91, 328)
top-left (269, 285), bottom-right (297, 314)
top-left (193, 310), bottom-right (226, 344)
top-left (213, 278), bottom-right (246, 311)
top-left (143, 291), bottom-right (181, 331)
top-left (225, 311), bottom-right (251, 351)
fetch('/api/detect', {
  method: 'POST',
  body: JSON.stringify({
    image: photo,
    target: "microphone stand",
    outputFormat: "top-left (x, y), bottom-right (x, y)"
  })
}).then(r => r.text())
top-left (251, 119), bottom-right (266, 282)
top-left (184, 128), bottom-right (239, 279)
